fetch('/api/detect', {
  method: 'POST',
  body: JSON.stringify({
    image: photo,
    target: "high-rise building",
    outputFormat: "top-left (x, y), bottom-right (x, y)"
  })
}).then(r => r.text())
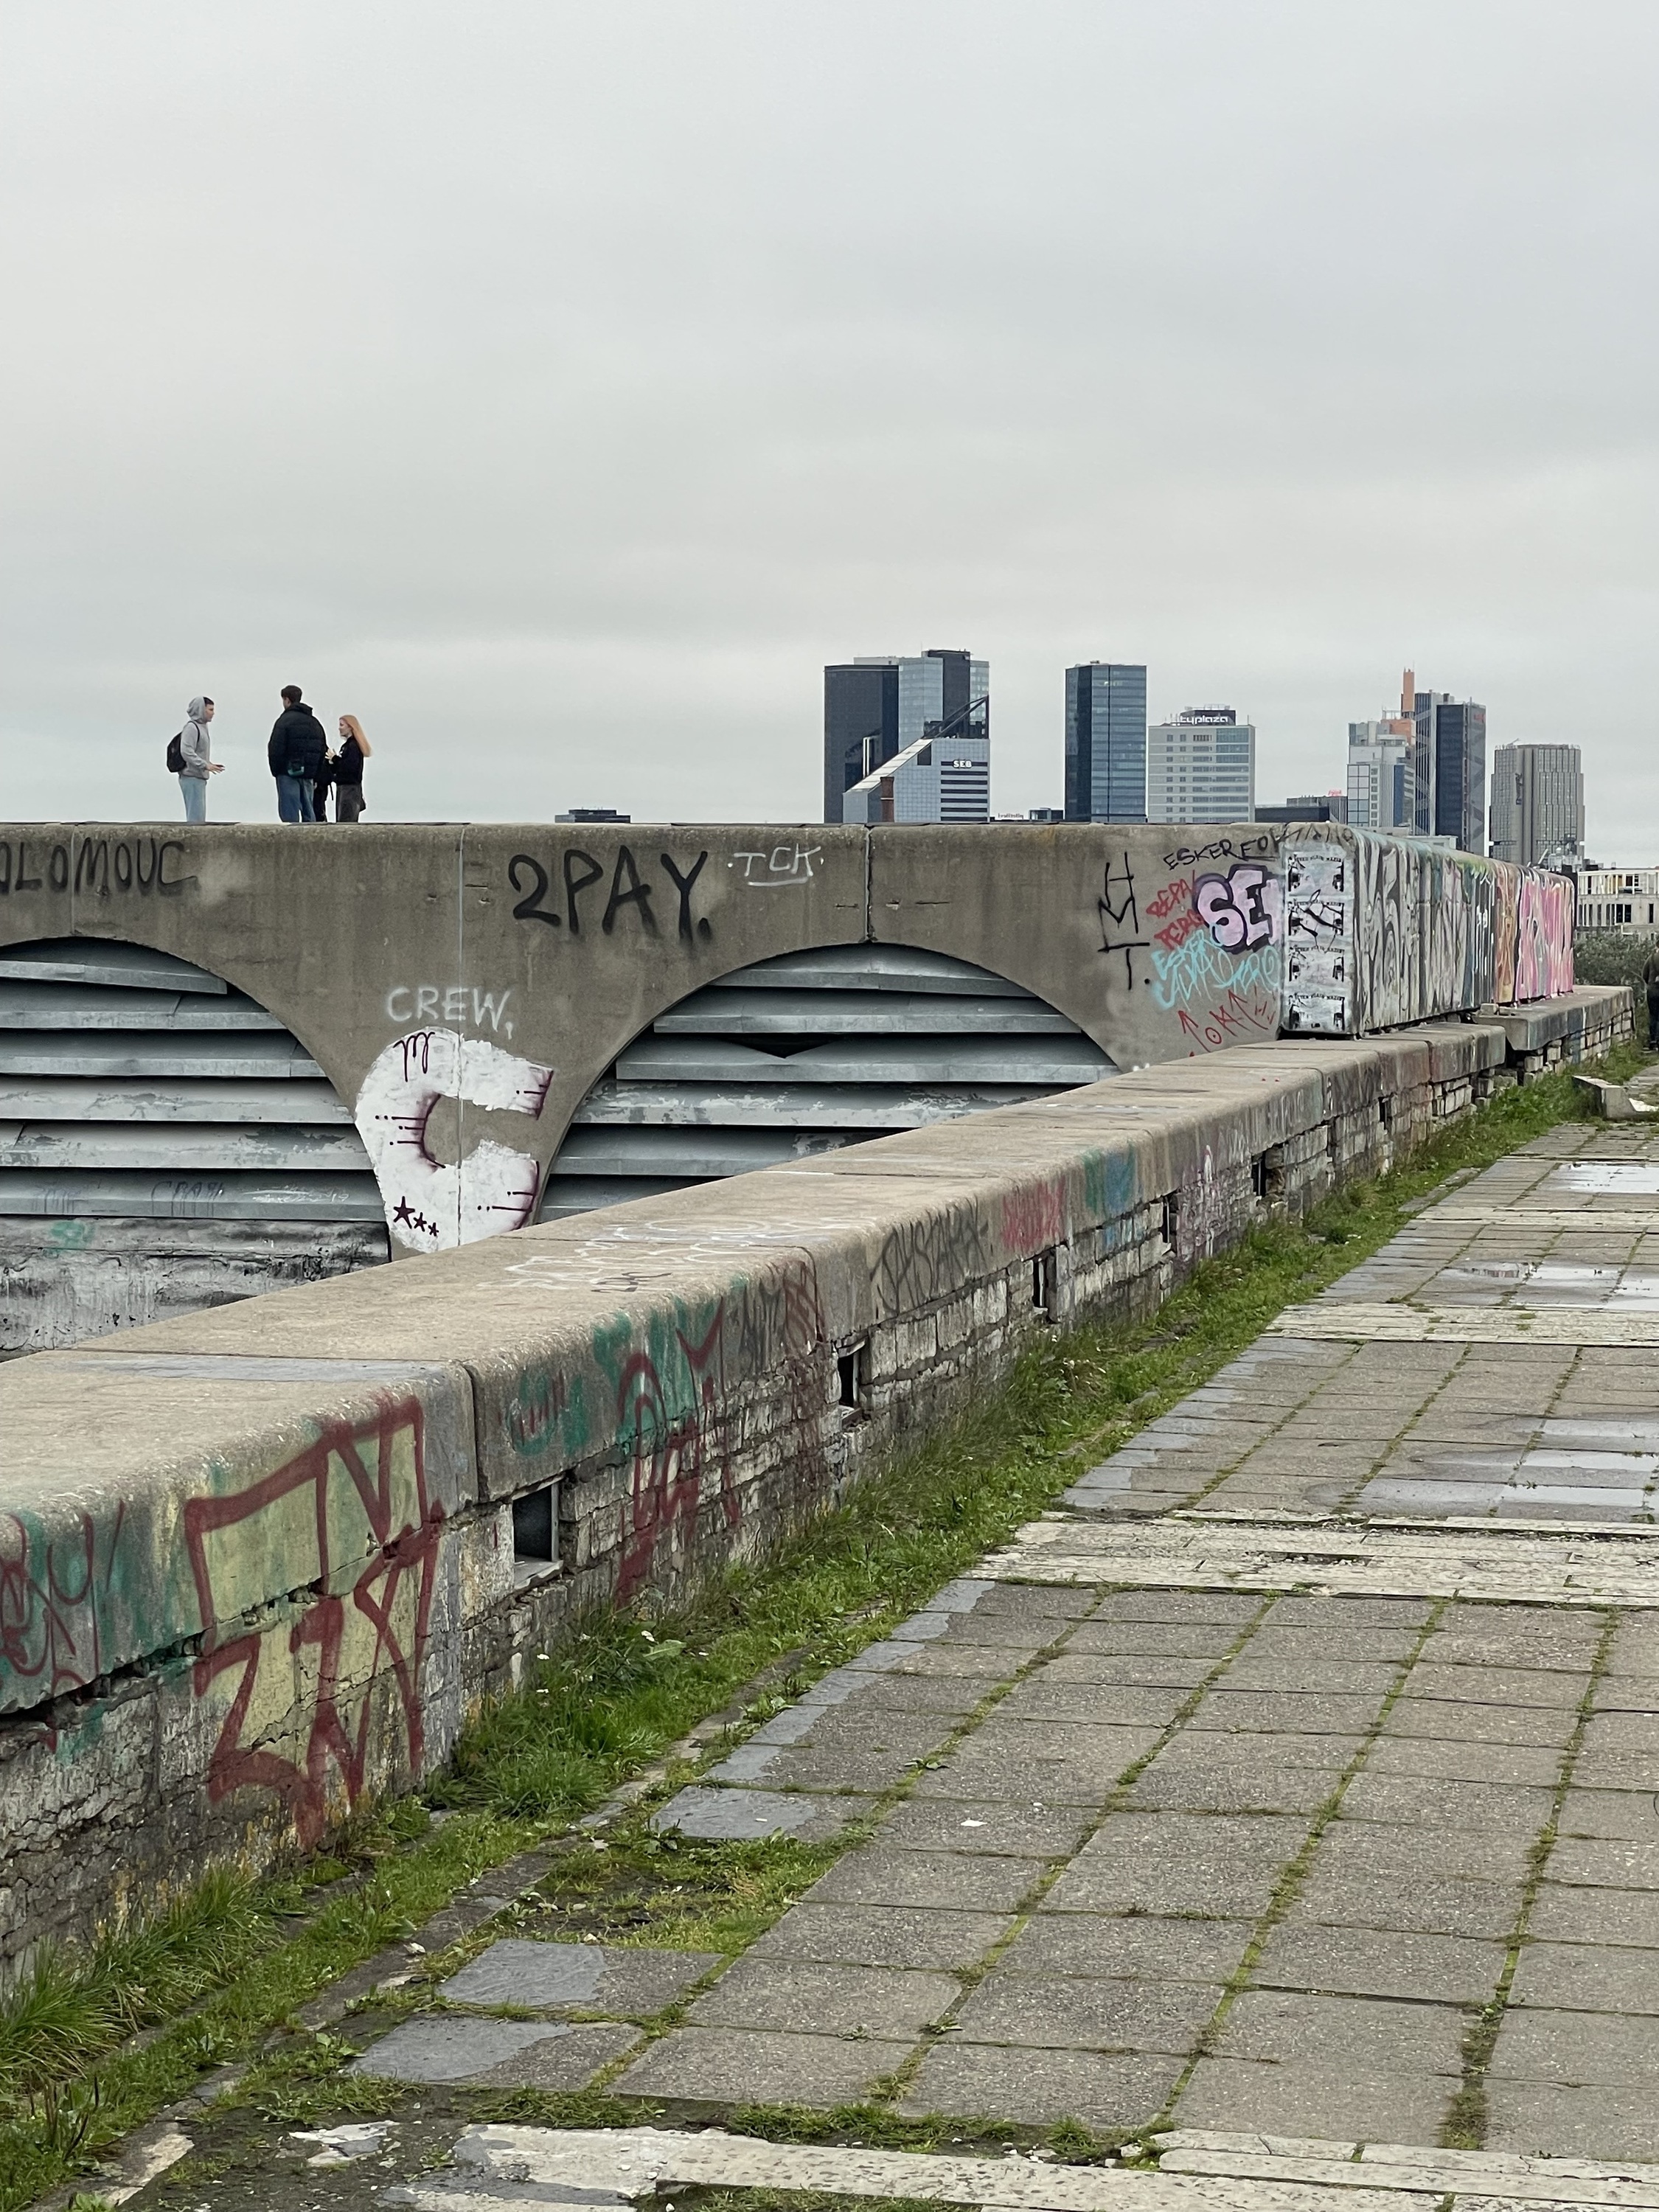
top-left (1064, 662), bottom-right (1147, 822)
top-left (823, 658), bottom-right (900, 824)
top-left (824, 650), bottom-right (989, 824)
top-left (1410, 678), bottom-right (1486, 852)
top-left (1147, 707), bottom-right (1255, 822)
top-left (1489, 744), bottom-right (1585, 868)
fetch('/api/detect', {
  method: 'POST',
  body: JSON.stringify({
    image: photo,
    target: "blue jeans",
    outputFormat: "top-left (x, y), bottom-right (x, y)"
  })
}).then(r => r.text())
top-left (178, 774), bottom-right (207, 824)
top-left (275, 774), bottom-right (316, 823)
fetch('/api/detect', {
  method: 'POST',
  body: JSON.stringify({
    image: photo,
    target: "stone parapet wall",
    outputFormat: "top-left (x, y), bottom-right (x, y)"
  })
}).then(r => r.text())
top-left (0, 988), bottom-right (1632, 1978)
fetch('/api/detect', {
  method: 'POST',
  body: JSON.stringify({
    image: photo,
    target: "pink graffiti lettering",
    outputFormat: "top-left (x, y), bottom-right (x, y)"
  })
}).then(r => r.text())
top-left (1194, 864), bottom-right (1280, 953)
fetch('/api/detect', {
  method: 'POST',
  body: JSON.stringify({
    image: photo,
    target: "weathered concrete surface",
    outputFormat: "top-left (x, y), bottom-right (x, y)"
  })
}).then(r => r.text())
top-left (0, 824), bottom-right (1577, 1270)
top-left (0, 992), bottom-right (1630, 1986)
top-left (55, 1040), bottom-right (1659, 2205)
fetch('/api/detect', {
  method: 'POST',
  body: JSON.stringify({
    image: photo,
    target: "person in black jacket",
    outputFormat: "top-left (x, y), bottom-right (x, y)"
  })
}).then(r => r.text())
top-left (267, 686), bottom-right (329, 822)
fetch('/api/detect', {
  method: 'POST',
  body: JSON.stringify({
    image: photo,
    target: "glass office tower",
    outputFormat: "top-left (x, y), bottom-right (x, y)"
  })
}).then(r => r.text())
top-left (825, 650), bottom-right (989, 824)
top-left (1064, 663), bottom-right (1147, 822)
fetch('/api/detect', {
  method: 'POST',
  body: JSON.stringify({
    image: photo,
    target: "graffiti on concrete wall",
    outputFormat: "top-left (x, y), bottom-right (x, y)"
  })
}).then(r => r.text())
top-left (1517, 872), bottom-right (1575, 1001)
top-left (598, 1261), bottom-right (827, 1604)
top-left (356, 1029), bottom-right (554, 1251)
top-left (384, 985), bottom-right (516, 1039)
top-left (1278, 844), bottom-right (1347, 1034)
top-left (728, 844), bottom-right (823, 888)
top-left (1281, 829), bottom-right (1574, 1034)
top-left (1105, 838), bottom-right (1284, 1053)
top-left (0, 835), bottom-right (196, 902)
top-left (184, 1398), bottom-right (444, 1847)
top-left (508, 844), bottom-right (714, 942)
top-left (0, 1506), bottom-right (128, 1732)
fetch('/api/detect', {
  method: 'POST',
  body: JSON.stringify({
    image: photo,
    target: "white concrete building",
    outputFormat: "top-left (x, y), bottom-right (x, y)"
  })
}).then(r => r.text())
top-left (841, 730), bottom-right (991, 824)
top-left (1579, 868), bottom-right (1659, 934)
top-left (1147, 707), bottom-right (1254, 822)
top-left (1346, 718), bottom-right (1413, 832)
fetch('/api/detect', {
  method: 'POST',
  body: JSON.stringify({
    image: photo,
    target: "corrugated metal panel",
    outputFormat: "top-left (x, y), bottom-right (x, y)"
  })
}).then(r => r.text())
top-left (0, 1037), bottom-right (323, 1079)
top-left (653, 989), bottom-right (1081, 1036)
top-left (550, 1126), bottom-right (855, 1179)
top-left (572, 1080), bottom-right (1061, 1128)
top-left (614, 1034), bottom-right (1113, 1085)
top-left (715, 946), bottom-right (1031, 996)
top-left (0, 1079), bottom-right (353, 1124)
top-left (0, 1172), bottom-right (383, 1220)
top-left (0, 937), bottom-right (365, 1226)
top-left (0, 1125), bottom-right (371, 1171)
top-left (0, 983), bottom-right (285, 1030)
top-left (541, 945), bottom-right (1115, 1222)
top-left (0, 937), bottom-right (228, 993)
top-left (539, 1175), bottom-right (704, 1219)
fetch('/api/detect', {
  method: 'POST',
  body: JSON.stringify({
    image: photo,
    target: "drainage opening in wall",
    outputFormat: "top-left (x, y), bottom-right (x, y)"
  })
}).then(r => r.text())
top-left (512, 1481), bottom-right (559, 1575)
top-left (838, 1341), bottom-right (869, 1416)
top-left (1032, 1248), bottom-right (1058, 1318)
top-left (1161, 1191), bottom-right (1180, 1244)
top-left (1378, 1095), bottom-right (1394, 1128)
top-left (1252, 1145), bottom-right (1287, 1203)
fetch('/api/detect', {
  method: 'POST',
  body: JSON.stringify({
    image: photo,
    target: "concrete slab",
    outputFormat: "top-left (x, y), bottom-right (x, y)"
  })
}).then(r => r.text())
top-left (751, 1902), bottom-right (1015, 1971)
top-left (803, 1848), bottom-right (1050, 1912)
top-left (352, 2015), bottom-right (639, 2087)
top-left (1000, 1916), bottom-right (1253, 1990)
top-left (439, 1940), bottom-right (720, 2017)
top-left (950, 1971), bottom-right (1222, 2053)
top-left (898, 2042), bottom-right (1183, 2132)
top-left (1172, 2057), bottom-right (1456, 2144)
top-left (877, 1797), bottom-right (1097, 1859)
top-left (1251, 1923), bottom-right (1506, 2006)
top-left (650, 1785), bottom-right (871, 1842)
top-left (612, 2025), bottom-right (915, 2108)
top-left (1488, 2008), bottom-right (1659, 2085)
top-left (688, 1958), bottom-right (960, 2038)
top-left (1509, 1941), bottom-right (1659, 2014)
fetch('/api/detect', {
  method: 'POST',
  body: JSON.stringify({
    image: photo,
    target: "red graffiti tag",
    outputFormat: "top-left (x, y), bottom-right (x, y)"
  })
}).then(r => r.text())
top-left (616, 1312), bottom-right (740, 1604)
top-left (1001, 1184), bottom-right (1065, 1255)
top-left (1180, 986), bottom-right (1281, 1054)
top-left (183, 1398), bottom-right (442, 1848)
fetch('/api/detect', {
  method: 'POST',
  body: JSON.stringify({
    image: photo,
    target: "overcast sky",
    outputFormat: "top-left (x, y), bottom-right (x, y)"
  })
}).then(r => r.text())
top-left (3, 1), bottom-right (1657, 853)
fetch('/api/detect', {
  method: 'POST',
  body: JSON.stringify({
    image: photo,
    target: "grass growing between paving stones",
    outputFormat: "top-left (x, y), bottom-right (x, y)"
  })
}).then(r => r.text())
top-left (1440, 1608), bottom-right (1620, 2152)
top-left (0, 1047), bottom-right (1646, 2208)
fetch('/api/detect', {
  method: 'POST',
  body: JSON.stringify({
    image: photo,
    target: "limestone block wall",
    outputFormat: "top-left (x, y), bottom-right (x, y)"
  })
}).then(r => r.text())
top-left (0, 989), bottom-right (1632, 1978)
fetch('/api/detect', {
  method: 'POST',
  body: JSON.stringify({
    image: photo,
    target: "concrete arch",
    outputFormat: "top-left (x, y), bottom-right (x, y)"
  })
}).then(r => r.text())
top-left (0, 931), bottom-right (383, 1349)
top-left (538, 940), bottom-right (1118, 1222)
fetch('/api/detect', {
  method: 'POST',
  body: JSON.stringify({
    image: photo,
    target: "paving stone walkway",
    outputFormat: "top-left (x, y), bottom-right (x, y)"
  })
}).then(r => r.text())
top-left (96, 1110), bottom-right (1659, 2211)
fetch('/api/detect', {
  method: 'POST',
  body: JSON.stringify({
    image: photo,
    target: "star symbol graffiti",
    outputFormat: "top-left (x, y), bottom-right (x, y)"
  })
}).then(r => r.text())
top-left (392, 1197), bottom-right (414, 1225)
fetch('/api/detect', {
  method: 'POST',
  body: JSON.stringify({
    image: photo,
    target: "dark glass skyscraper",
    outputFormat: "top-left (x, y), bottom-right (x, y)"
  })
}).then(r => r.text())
top-left (1065, 663), bottom-right (1147, 823)
top-left (823, 659), bottom-right (900, 824)
top-left (1412, 689), bottom-right (1486, 853)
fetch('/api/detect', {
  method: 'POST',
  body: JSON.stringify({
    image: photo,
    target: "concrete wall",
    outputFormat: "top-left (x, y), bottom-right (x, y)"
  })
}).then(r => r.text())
top-left (0, 823), bottom-right (1575, 1267)
top-left (0, 982), bottom-right (1629, 1978)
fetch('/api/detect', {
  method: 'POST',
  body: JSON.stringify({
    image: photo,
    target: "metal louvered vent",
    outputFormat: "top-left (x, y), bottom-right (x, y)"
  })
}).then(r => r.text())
top-left (0, 938), bottom-right (380, 1223)
top-left (540, 944), bottom-right (1115, 1221)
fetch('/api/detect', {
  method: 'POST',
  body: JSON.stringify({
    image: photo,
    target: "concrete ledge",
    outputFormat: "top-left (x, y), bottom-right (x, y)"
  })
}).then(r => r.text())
top-left (0, 987), bottom-right (1632, 1975)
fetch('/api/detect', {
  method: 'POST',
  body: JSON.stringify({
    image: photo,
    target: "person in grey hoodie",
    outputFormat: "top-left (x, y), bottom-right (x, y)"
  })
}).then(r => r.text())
top-left (178, 697), bottom-right (223, 822)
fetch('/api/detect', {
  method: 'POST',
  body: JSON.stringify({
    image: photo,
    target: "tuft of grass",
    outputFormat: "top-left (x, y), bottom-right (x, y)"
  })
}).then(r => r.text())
top-left (0, 1047), bottom-right (1641, 2206)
